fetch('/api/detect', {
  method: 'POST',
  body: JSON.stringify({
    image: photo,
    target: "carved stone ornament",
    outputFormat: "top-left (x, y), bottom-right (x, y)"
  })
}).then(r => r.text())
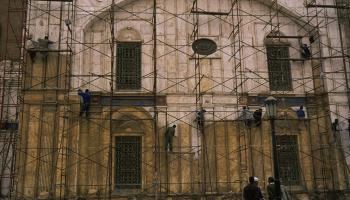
top-left (116, 27), bottom-right (142, 41)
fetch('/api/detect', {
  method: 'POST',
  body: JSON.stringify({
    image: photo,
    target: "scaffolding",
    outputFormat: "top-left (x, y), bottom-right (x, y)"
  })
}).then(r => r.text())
top-left (0, 0), bottom-right (26, 198)
top-left (0, 0), bottom-right (350, 199)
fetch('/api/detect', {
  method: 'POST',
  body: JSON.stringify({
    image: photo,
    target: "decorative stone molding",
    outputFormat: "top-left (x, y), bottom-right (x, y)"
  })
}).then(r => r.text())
top-left (116, 27), bottom-right (142, 42)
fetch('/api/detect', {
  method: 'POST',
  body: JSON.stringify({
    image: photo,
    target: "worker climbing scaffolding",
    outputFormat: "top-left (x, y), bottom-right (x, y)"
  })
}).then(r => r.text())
top-left (253, 108), bottom-right (262, 127)
top-left (301, 44), bottom-right (311, 59)
top-left (196, 108), bottom-right (206, 131)
top-left (3, 0), bottom-right (350, 199)
top-left (78, 89), bottom-right (91, 117)
top-left (165, 125), bottom-right (176, 152)
top-left (296, 105), bottom-right (305, 119)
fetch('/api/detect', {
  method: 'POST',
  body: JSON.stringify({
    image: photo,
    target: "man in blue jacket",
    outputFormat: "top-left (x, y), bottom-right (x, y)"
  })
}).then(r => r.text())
top-left (296, 105), bottom-right (305, 119)
top-left (78, 89), bottom-right (91, 117)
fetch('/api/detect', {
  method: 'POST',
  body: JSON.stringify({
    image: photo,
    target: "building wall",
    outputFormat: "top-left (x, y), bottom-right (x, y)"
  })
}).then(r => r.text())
top-left (16, 0), bottom-right (350, 199)
top-left (335, 0), bottom-right (350, 163)
top-left (17, 81), bottom-right (350, 199)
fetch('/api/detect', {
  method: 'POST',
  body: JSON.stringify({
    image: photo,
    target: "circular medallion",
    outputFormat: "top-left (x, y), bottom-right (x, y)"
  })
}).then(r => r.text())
top-left (192, 38), bottom-right (217, 55)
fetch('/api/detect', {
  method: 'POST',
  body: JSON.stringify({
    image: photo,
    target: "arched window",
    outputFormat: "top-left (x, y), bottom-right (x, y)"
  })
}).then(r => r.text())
top-left (116, 27), bottom-right (142, 90)
top-left (265, 31), bottom-right (292, 91)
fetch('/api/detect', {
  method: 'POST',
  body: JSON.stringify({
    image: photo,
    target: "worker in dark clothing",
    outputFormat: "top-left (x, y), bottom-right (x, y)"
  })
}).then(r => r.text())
top-left (309, 35), bottom-right (315, 44)
top-left (296, 105), bottom-right (305, 119)
top-left (38, 35), bottom-right (53, 50)
top-left (38, 35), bottom-right (53, 57)
top-left (253, 108), bottom-right (262, 126)
top-left (165, 125), bottom-right (176, 152)
top-left (267, 177), bottom-right (291, 200)
top-left (78, 89), bottom-right (85, 116)
top-left (267, 177), bottom-right (276, 200)
top-left (331, 119), bottom-right (340, 144)
top-left (78, 89), bottom-right (91, 117)
top-left (332, 119), bottom-right (339, 132)
top-left (243, 176), bottom-right (264, 200)
top-left (84, 89), bottom-right (91, 116)
top-left (196, 108), bottom-right (206, 129)
top-left (301, 44), bottom-right (311, 59)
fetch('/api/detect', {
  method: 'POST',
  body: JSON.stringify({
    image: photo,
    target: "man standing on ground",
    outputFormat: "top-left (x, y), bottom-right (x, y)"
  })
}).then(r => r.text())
top-left (243, 176), bottom-right (264, 200)
top-left (267, 177), bottom-right (291, 200)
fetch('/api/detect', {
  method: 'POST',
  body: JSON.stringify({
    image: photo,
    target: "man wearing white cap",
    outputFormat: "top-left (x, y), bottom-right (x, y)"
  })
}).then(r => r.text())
top-left (243, 176), bottom-right (264, 200)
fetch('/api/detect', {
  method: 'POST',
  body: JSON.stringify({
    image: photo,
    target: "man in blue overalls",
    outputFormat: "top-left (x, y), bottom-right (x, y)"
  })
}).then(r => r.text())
top-left (78, 89), bottom-right (91, 117)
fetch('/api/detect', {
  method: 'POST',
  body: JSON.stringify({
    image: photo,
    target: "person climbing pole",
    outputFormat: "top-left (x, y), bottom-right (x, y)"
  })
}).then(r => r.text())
top-left (165, 125), bottom-right (176, 152)
top-left (253, 108), bottom-right (262, 126)
top-left (78, 89), bottom-right (91, 117)
top-left (332, 119), bottom-right (339, 132)
top-left (296, 105), bottom-right (305, 119)
top-left (196, 108), bottom-right (206, 129)
top-left (84, 89), bottom-right (91, 116)
top-left (301, 44), bottom-right (311, 59)
top-left (38, 35), bottom-right (53, 57)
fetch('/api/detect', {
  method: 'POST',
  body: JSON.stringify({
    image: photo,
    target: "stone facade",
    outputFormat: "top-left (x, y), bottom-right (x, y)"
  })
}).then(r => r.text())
top-left (15, 0), bottom-right (350, 199)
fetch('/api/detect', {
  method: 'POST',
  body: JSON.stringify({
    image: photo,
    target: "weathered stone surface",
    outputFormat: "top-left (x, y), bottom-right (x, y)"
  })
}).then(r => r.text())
top-left (13, 0), bottom-right (350, 199)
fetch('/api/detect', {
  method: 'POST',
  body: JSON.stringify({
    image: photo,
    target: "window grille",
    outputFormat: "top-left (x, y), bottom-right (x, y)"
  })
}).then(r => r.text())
top-left (115, 136), bottom-right (141, 189)
top-left (116, 42), bottom-right (141, 90)
top-left (276, 135), bottom-right (301, 185)
top-left (266, 46), bottom-right (292, 91)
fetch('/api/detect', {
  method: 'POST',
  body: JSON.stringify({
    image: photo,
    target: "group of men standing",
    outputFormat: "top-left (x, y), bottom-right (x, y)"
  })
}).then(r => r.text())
top-left (243, 176), bottom-right (291, 200)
